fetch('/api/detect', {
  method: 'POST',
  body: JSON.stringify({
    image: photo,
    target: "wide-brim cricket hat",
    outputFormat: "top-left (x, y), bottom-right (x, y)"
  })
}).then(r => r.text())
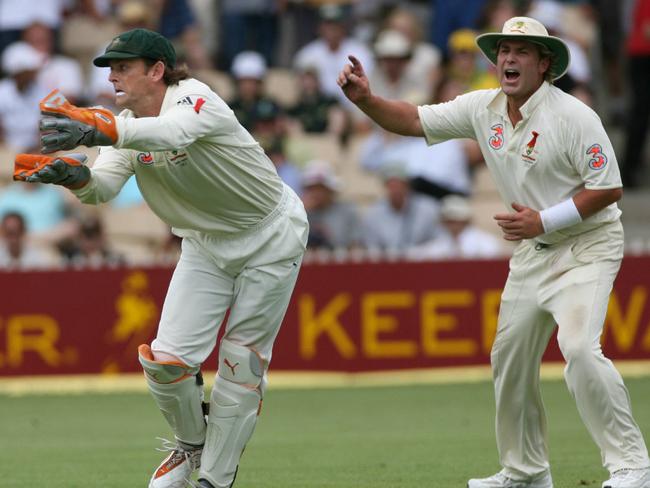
top-left (475, 16), bottom-right (570, 80)
top-left (93, 28), bottom-right (176, 67)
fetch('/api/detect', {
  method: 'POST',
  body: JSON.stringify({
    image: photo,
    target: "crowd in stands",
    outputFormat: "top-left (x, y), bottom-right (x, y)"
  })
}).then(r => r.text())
top-left (0, 0), bottom-right (648, 269)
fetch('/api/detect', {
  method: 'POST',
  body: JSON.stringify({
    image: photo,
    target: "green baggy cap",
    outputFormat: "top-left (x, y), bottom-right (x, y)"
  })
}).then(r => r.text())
top-left (93, 28), bottom-right (176, 68)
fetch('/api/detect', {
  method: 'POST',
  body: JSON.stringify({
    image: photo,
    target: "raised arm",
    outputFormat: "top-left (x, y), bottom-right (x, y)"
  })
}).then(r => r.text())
top-left (337, 55), bottom-right (423, 137)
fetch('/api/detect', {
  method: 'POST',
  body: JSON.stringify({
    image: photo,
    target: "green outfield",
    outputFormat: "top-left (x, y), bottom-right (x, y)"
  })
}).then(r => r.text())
top-left (3, 376), bottom-right (650, 488)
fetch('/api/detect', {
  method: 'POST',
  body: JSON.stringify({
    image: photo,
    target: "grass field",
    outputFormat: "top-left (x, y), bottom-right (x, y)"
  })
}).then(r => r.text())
top-left (2, 376), bottom-right (649, 488)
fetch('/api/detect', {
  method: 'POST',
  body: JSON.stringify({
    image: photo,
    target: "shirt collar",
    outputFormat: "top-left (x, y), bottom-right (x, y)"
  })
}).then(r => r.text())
top-left (160, 83), bottom-right (175, 112)
top-left (487, 81), bottom-right (551, 120)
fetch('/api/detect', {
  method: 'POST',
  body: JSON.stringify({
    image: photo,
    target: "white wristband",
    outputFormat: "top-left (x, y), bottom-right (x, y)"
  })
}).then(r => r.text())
top-left (539, 198), bottom-right (582, 233)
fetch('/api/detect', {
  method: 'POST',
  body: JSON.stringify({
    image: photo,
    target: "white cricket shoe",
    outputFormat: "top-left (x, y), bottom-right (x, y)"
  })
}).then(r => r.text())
top-left (148, 438), bottom-right (203, 488)
top-left (602, 468), bottom-right (650, 488)
top-left (467, 469), bottom-right (553, 488)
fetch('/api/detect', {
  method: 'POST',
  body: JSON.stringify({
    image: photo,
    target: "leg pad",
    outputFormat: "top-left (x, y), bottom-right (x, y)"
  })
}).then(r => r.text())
top-left (198, 375), bottom-right (262, 487)
top-left (139, 344), bottom-right (199, 384)
top-left (139, 344), bottom-right (206, 446)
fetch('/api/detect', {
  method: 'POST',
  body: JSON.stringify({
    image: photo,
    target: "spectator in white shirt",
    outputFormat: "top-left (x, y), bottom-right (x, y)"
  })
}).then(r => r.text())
top-left (0, 41), bottom-right (48, 152)
top-left (301, 159), bottom-right (362, 250)
top-left (370, 30), bottom-right (427, 104)
top-left (362, 163), bottom-right (440, 254)
top-left (0, 211), bottom-right (52, 270)
top-left (22, 21), bottom-right (84, 103)
top-left (384, 7), bottom-right (442, 102)
top-left (293, 4), bottom-right (374, 109)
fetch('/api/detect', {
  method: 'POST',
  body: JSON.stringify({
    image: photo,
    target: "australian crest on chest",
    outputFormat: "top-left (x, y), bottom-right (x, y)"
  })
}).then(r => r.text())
top-left (521, 129), bottom-right (540, 163)
top-left (487, 121), bottom-right (547, 166)
top-left (135, 149), bottom-right (190, 167)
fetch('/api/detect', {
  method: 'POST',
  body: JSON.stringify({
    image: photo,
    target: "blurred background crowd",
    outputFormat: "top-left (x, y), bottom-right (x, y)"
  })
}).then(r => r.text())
top-left (0, 0), bottom-right (648, 270)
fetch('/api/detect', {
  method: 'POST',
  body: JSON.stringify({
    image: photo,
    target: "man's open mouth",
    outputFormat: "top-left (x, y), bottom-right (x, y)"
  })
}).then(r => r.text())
top-left (504, 69), bottom-right (520, 81)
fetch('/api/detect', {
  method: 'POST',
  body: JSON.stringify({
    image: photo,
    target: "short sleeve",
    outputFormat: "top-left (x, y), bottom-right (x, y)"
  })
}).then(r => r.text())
top-left (417, 91), bottom-right (481, 145)
top-left (564, 106), bottom-right (622, 190)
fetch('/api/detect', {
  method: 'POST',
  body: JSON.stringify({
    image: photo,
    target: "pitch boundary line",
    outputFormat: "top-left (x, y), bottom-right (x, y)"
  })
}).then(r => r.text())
top-left (1, 360), bottom-right (649, 396)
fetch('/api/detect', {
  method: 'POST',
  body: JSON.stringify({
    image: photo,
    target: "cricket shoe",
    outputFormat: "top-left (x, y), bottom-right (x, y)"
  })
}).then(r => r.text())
top-left (602, 468), bottom-right (650, 488)
top-left (467, 469), bottom-right (553, 488)
top-left (148, 438), bottom-right (203, 488)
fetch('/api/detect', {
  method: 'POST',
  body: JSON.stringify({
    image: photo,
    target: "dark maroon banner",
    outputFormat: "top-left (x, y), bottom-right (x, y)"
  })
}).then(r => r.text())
top-left (0, 257), bottom-right (649, 376)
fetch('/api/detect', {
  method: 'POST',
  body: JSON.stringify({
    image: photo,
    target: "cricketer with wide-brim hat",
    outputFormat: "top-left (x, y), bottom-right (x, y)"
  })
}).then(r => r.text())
top-left (337, 14), bottom-right (650, 488)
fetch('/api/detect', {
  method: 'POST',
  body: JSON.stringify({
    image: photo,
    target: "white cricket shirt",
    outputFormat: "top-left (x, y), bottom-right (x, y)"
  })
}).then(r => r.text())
top-left (418, 82), bottom-right (622, 244)
top-left (73, 78), bottom-right (284, 236)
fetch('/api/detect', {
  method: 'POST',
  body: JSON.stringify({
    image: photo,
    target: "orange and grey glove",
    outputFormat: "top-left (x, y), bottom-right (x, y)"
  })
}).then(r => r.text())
top-left (13, 153), bottom-right (90, 189)
top-left (39, 89), bottom-right (118, 154)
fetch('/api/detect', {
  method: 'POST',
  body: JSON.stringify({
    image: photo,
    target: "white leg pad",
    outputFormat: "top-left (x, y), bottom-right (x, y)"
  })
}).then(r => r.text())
top-left (139, 345), bottom-right (206, 446)
top-left (199, 340), bottom-right (265, 487)
top-left (199, 376), bottom-right (261, 487)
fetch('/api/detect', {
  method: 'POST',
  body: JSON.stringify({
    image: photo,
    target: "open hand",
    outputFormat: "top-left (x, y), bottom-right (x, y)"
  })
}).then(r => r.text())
top-left (14, 153), bottom-right (90, 189)
top-left (39, 89), bottom-right (117, 153)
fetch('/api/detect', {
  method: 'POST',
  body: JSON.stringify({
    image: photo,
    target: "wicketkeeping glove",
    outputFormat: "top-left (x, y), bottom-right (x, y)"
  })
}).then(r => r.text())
top-left (13, 153), bottom-right (90, 189)
top-left (39, 89), bottom-right (118, 154)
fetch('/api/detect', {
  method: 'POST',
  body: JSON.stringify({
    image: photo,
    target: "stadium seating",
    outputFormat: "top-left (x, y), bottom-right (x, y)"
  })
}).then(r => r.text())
top-left (265, 68), bottom-right (300, 108)
top-left (0, 144), bottom-right (16, 183)
top-left (60, 14), bottom-right (120, 80)
top-left (193, 67), bottom-right (300, 108)
top-left (101, 203), bottom-right (169, 264)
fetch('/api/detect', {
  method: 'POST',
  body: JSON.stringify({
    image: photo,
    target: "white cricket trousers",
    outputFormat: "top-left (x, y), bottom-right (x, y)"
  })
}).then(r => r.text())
top-left (151, 186), bottom-right (308, 375)
top-left (493, 221), bottom-right (649, 479)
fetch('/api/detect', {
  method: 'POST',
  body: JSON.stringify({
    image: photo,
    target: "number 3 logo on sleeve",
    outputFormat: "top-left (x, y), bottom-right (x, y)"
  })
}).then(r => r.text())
top-left (586, 143), bottom-right (608, 170)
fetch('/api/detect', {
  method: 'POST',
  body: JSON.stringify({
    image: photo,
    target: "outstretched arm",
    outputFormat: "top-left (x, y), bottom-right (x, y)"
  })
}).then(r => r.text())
top-left (39, 89), bottom-right (224, 154)
top-left (337, 55), bottom-right (423, 137)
